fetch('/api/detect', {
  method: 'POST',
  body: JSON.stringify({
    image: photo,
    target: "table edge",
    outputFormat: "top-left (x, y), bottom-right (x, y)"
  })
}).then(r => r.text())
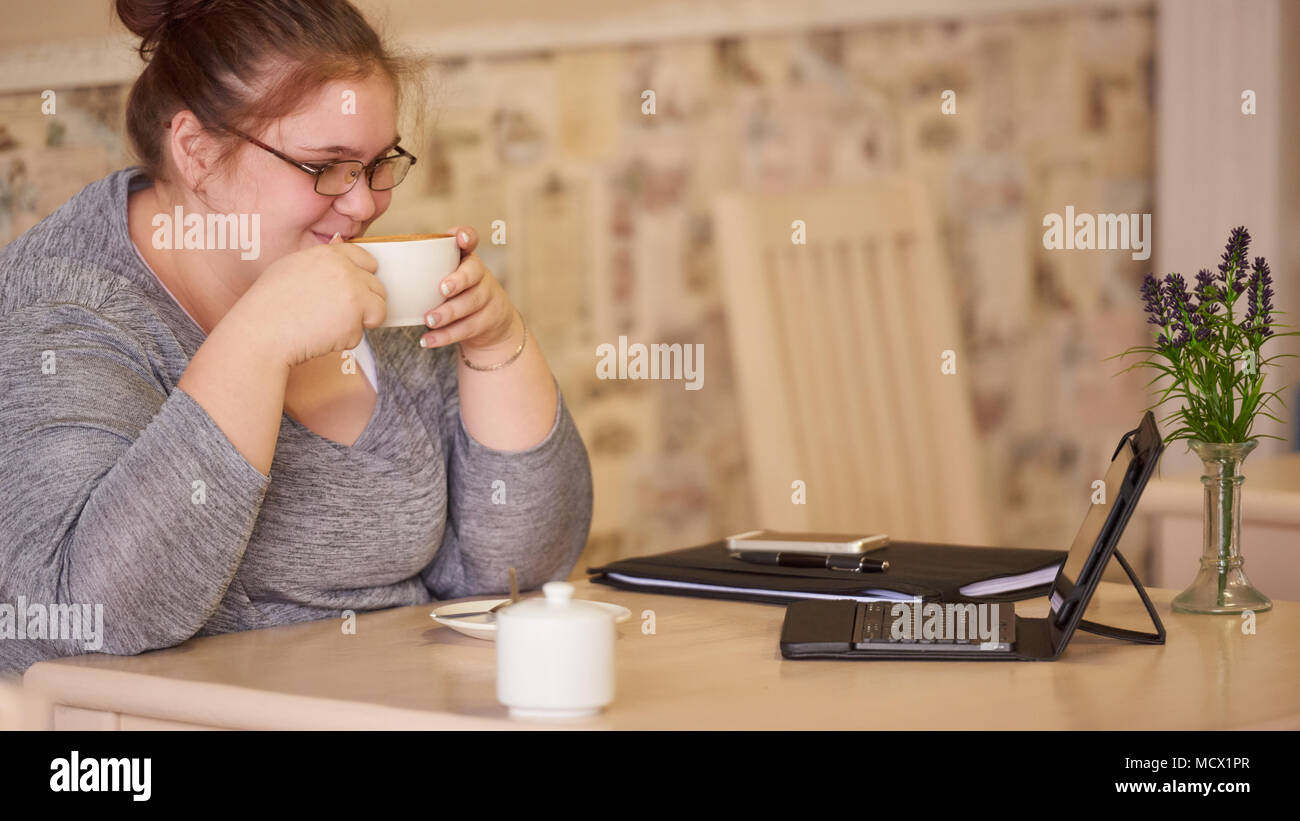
top-left (22, 664), bottom-right (535, 731)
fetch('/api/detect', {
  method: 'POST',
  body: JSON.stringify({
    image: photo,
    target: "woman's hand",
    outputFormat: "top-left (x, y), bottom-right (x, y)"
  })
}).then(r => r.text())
top-left (228, 232), bottom-right (385, 369)
top-left (420, 225), bottom-right (520, 355)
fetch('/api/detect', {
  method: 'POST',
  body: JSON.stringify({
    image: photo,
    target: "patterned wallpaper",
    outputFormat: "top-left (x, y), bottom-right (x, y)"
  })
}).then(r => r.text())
top-left (0, 4), bottom-right (1157, 571)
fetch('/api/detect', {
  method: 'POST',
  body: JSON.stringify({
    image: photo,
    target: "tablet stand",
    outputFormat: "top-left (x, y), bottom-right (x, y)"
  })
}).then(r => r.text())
top-left (1074, 548), bottom-right (1166, 645)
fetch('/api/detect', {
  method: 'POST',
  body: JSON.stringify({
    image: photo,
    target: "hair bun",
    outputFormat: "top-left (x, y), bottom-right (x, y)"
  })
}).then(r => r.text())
top-left (116, 0), bottom-right (214, 47)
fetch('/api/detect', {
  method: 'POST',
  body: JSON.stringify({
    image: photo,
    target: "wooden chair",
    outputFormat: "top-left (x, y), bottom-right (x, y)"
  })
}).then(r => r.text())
top-left (712, 177), bottom-right (995, 545)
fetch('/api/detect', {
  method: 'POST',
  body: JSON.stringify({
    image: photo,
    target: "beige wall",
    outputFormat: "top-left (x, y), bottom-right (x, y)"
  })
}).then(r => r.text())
top-left (4, 1), bottom-right (1147, 95)
top-left (0, 0), bottom-right (666, 47)
top-left (1, 0), bottom-right (1146, 52)
top-left (1155, 0), bottom-right (1300, 473)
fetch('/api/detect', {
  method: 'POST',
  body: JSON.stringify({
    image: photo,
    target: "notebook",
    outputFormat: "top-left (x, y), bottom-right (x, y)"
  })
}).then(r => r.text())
top-left (588, 526), bottom-right (1070, 606)
top-left (779, 411), bottom-right (1167, 661)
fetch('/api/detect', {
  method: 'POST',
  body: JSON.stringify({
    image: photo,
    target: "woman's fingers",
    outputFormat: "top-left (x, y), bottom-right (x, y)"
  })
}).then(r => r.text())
top-left (445, 225), bottom-right (479, 256)
top-left (419, 235), bottom-right (513, 350)
top-left (420, 304), bottom-right (496, 348)
top-left (437, 253), bottom-right (485, 300)
top-left (427, 278), bottom-right (490, 329)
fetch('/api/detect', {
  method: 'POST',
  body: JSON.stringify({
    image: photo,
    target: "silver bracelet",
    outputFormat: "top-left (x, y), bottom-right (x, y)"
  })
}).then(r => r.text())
top-left (460, 311), bottom-right (527, 371)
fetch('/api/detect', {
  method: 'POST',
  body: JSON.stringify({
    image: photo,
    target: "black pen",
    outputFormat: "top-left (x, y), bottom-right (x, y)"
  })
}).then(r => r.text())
top-left (732, 551), bottom-right (888, 573)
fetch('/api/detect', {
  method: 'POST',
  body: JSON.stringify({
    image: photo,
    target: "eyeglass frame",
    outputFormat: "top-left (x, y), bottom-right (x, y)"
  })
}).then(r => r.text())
top-left (213, 124), bottom-right (418, 195)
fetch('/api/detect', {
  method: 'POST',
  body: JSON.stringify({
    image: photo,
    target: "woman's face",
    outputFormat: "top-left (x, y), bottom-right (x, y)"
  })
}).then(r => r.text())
top-left (209, 72), bottom-right (401, 277)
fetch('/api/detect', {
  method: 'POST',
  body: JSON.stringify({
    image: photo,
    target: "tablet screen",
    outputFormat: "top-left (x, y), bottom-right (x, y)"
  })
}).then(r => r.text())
top-left (1048, 434), bottom-right (1139, 624)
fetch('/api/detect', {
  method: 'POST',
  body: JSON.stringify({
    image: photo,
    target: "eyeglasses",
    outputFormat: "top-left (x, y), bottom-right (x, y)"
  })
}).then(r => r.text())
top-left (221, 125), bottom-right (417, 196)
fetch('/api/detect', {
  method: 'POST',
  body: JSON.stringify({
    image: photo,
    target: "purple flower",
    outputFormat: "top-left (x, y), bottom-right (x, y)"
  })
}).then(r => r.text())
top-left (1188, 307), bottom-right (1214, 342)
top-left (1242, 256), bottom-right (1276, 338)
top-left (1141, 273), bottom-right (1177, 352)
top-left (1194, 268), bottom-right (1221, 311)
top-left (1188, 269), bottom-right (1220, 343)
top-left (1141, 273), bottom-right (1168, 328)
top-left (1163, 273), bottom-right (1194, 348)
top-left (1219, 225), bottom-right (1251, 295)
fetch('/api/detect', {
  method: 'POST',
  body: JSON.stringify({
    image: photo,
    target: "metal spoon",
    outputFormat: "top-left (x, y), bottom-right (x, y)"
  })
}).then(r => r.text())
top-left (435, 568), bottom-right (521, 621)
top-left (435, 599), bottom-right (512, 620)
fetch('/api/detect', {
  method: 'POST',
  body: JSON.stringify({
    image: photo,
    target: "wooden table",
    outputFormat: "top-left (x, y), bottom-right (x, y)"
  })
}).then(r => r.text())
top-left (20, 579), bottom-right (1300, 730)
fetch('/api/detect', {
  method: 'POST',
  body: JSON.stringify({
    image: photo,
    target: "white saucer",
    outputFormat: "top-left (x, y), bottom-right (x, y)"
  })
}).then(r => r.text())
top-left (431, 598), bottom-right (632, 641)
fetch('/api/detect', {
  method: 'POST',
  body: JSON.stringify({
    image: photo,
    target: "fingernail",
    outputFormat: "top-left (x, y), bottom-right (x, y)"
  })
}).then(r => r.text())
top-left (459, 230), bottom-right (469, 244)
top-left (330, 231), bottom-right (340, 242)
top-left (426, 312), bottom-right (436, 327)
top-left (440, 281), bottom-right (452, 297)
top-left (419, 337), bottom-right (428, 348)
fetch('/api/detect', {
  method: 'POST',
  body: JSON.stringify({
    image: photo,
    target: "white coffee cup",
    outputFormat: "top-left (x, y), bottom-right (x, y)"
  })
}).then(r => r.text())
top-left (345, 233), bottom-right (460, 328)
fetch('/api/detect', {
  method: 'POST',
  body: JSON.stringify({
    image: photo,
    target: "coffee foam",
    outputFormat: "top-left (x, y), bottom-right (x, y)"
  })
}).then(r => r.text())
top-left (346, 233), bottom-right (454, 243)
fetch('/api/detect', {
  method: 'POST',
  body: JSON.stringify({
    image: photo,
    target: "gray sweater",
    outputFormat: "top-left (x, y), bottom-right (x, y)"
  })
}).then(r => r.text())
top-left (0, 167), bottom-right (594, 677)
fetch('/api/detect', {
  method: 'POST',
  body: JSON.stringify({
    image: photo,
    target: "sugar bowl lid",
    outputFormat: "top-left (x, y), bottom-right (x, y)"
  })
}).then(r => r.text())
top-left (500, 581), bottom-right (613, 624)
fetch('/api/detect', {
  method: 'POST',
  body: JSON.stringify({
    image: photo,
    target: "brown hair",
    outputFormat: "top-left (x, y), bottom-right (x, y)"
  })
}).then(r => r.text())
top-left (115, 0), bottom-right (431, 184)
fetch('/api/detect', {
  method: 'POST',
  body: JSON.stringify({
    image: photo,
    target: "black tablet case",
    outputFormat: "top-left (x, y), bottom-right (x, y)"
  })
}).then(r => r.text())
top-left (586, 539), bottom-right (1068, 606)
top-left (778, 547), bottom-right (1165, 661)
top-left (777, 413), bottom-right (1168, 661)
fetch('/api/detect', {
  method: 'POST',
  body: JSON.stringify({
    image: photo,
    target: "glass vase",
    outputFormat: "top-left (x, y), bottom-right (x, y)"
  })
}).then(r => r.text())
top-left (1171, 439), bottom-right (1272, 614)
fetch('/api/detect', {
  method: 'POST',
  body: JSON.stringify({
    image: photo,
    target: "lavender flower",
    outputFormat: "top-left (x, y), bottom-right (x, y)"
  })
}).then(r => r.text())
top-left (1188, 269), bottom-right (1220, 343)
top-left (1218, 225), bottom-right (1251, 296)
top-left (1242, 256), bottom-right (1276, 338)
top-left (1195, 268), bottom-right (1221, 311)
top-left (1141, 273), bottom-right (1168, 328)
top-left (1114, 225), bottom-right (1292, 454)
top-left (1164, 272), bottom-right (1194, 348)
top-left (1188, 310), bottom-right (1214, 343)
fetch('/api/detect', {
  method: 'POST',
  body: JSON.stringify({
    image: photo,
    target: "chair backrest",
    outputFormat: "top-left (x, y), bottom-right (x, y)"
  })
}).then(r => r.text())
top-left (712, 176), bottom-right (995, 545)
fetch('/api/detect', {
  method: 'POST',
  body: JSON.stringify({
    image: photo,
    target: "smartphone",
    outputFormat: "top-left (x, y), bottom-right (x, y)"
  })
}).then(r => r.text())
top-left (724, 529), bottom-right (890, 555)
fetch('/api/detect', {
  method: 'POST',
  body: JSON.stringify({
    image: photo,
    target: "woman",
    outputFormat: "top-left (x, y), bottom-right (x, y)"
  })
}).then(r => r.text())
top-left (0, 0), bottom-right (593, 676)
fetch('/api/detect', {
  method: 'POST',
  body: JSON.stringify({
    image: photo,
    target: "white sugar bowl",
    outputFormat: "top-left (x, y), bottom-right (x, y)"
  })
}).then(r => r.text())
top-left (496, 581), bottom-right (615, 720)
